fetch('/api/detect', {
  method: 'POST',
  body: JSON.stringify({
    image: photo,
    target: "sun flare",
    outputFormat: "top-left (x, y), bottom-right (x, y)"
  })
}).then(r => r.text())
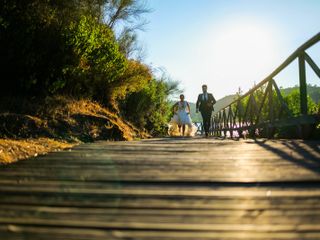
top-left (200, 19), bottom-right (282, 95)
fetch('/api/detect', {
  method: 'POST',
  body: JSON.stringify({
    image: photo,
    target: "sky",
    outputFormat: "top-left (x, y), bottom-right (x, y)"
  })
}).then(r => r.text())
top-left (138, 0), bottom-right (320, 101)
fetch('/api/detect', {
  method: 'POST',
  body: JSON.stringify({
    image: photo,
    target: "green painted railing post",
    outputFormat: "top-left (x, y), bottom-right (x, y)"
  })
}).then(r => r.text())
top-left (299, 53), bottom-right (308, 115)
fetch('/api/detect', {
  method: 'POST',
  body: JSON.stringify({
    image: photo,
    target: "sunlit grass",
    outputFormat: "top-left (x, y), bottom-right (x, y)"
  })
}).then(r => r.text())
top-left (0, 138), bottom-right (75, 164)
top-left (0, 96), bottom-right (149, 164)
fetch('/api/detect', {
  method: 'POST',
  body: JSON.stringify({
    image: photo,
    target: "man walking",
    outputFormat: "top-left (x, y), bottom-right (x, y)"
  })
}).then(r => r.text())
top-left (196, 84), bottom-right (216, 137)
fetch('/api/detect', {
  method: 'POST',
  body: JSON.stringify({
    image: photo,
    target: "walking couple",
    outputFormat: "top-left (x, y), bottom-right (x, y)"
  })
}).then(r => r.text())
top-left (168, 84), bottom-right (216, 137)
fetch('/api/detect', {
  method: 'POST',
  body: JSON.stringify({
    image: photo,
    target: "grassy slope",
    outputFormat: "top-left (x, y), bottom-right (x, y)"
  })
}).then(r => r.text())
top-left (0, 138), bottom-right (74, 164)
top-left (281, 85), bottom-right (320, 103)
top-left (0, 96), bottom-right (148, 164)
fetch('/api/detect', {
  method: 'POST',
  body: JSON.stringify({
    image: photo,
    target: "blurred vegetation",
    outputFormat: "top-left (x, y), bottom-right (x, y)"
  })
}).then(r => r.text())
top-left (282, 85), bottom-right (319, 116)
top-left (0, 0), bottom-right (178, 137)
top-left (120, 79), bottom-right (180, 135)
top-left (281, 85), bottom-right (320, 104)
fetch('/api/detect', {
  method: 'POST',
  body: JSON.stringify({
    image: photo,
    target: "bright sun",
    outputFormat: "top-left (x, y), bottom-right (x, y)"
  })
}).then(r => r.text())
top-left (200, 20), bottom-right (282, 94)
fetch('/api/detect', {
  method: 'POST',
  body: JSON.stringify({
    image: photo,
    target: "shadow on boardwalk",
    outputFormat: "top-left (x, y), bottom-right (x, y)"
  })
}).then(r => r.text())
top-left (252, 139), bottom-right (320, 175)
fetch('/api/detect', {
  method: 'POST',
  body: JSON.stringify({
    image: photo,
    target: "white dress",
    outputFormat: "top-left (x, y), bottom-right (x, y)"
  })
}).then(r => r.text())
top-left (168, 101), bottom-right (197, 136)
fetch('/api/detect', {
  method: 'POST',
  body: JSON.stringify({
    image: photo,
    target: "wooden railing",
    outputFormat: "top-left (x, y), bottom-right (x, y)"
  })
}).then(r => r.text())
top-left (194, 122), bottom-right (203, 135)
top-left (212, 32), bottom-right (320, 139)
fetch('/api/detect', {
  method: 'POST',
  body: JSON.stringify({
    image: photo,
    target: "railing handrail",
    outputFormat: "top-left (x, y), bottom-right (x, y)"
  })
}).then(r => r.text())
top-left (215, 32), bottom-right (320, 113)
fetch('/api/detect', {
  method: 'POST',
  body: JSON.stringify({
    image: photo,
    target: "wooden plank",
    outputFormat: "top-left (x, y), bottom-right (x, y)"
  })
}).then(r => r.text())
top-left (2, 183), bottom-right (320, 198)
top-left (1, 201), bottom-right (320, 231)
top-left (2, 225), bottom-right (320, 240)
top-left (1, 193), bottom-right (320, 210)
top-left (1, 170), bottom-right (320, 182)
top-left (1, 216), bottom-right (320, 231)
top-left (0, 225), bottom-right (115, 240)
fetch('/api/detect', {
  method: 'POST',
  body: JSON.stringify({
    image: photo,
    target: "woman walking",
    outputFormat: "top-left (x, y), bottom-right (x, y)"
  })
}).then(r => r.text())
top-left (168, 94), bottom-right (196, 136)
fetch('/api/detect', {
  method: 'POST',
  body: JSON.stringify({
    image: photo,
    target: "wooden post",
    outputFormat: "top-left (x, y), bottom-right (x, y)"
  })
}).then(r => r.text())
top-left (299, 53), bottom-right (312, 138)
top-left (218, 112), bottom-right (222, 137)
top-left (299, 54), bottom-right (308, 115)
top-left (223, 109), bottom-right (227, 138)
top-left (220, 111), bottom-right (223, 137)
top-left (229, 107), bottom-right (234, 138)
top-left (267, 82), bottom-right (275, 138)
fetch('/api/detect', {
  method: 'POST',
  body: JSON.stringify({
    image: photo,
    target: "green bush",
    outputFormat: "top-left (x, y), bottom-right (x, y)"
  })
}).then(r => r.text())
top-left (121, 79), bottom-right (173, 135)
top-left (64, 15), bottom-right (127, 102)
top-left (284, 89), bottom-right (317, 116)
top-left (109, 60), bottom-right (152, 108)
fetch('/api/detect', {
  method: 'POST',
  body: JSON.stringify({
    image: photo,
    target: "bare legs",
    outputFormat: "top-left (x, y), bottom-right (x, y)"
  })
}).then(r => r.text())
top-left (178, 125), bottom-right (186, 136)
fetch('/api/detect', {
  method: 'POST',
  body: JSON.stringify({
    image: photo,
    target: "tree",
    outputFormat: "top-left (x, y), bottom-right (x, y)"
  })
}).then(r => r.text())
top-left (104, 0), bottom-right (150, 59)
top-left (64, 15), bottom-right (127, 101)
top-left (109, 60), bottom-right (152, 109)
top-left (0, 0), bottom-right (109, 95)
top-left (104, 0), bottom-right (149, 29)
top-left (121, 78), bottom-right (180, 135)
top-left (284, 89), bottom-right (317, 116)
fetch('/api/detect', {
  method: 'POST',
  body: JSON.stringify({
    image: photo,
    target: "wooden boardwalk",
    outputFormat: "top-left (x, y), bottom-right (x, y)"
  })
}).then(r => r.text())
top-left (1, 137), bottom-right (320, 239)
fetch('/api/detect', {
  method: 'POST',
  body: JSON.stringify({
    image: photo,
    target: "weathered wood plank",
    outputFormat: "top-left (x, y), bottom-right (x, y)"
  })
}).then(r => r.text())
top-left (2, 225), bottom-right (320, 240)
top-left (2, 182), bottom-right (320, 198)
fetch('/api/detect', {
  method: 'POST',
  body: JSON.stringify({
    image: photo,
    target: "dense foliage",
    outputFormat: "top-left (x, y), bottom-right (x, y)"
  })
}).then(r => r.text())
top-left (281, 85), bottom-right (320, 104)
top-left (0, 0), bottom-right (176, 136)
top-left (283, 89), bottom-right (318, 116)
top-left (121, 80), bottom-right (180, 135)
top-left (282, 85), bottom-right (319, 115)
top-left (64, 15), bottom-right (127, 100)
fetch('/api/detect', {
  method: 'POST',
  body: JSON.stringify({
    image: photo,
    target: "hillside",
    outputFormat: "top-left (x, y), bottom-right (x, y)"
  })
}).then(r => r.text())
top-left (213, 94), bottom-right (238, 113)
top-left (0, 96), bottom-right (148, 164)
top-left (281, 85), bottom-right (320, 103)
